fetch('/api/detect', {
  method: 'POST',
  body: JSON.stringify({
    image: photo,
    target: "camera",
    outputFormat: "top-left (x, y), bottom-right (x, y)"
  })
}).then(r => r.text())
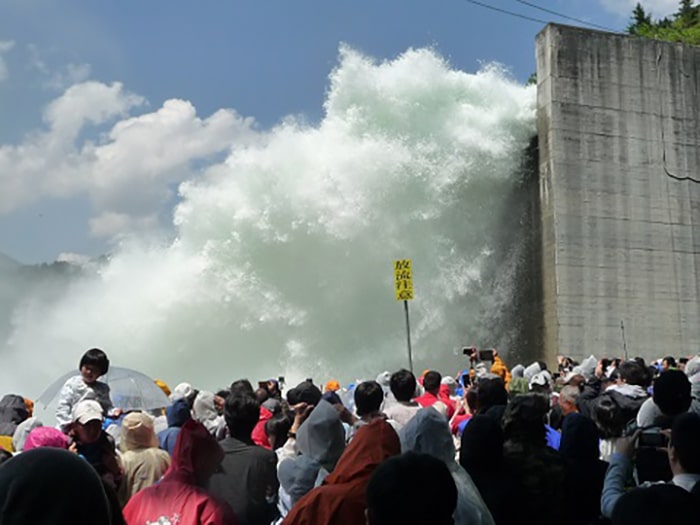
top-left (478, 350), bottom-right (495, 362)
top-left (638, 428), bottom-right (669, 449)
top-left (461, 371), bottom-right (476, 388)
top-left (462, 347), bottom-right (494, 362)
top-left (462, 346), bottom-right (476, 356)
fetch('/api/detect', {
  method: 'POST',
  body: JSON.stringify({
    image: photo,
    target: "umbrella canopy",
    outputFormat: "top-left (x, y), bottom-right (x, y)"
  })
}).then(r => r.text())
top-left (37, 366), bottom-right (169, 411)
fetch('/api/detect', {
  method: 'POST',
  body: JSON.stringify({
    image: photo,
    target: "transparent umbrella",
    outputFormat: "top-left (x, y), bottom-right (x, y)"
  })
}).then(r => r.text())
top-left (37, 366), bottom-right (169, 412)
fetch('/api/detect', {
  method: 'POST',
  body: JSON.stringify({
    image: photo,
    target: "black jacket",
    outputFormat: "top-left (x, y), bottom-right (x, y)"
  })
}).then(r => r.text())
top-left (208, 436), bottom-right (279, 525)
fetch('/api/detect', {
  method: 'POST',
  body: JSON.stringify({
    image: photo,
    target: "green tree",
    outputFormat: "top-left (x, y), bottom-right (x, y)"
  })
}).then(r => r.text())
top-left (676, 0), bottom-right (699, 25)
top-left (627, 0), bottom-right (700, 45)
top-left (628, 3), bottom-right (652, 34)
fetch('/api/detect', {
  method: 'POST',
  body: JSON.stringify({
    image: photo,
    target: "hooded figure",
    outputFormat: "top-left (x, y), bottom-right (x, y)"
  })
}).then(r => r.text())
top-left (23, 426), bottom-right (70, 451)
top-left (501, 395), bottom-right (567, 525)
top-left (594, 380), bottom-right (648, 448)
top-left (277, 401), bottom-right (346, 517)
top-left (523, 362), bottom-right (542, 382)
top-left (441, 377), bottom-right (458, 396)
top-left (11, 417), bottom-right (43, 452)
top-left (375, 371), bottom-right (392, 396)
top-left (559, 413), bottom-right (608, 525)
top-left (605, 382), bottom-right (648, 401)
top-left (529, 370), bottom-right (553, 391)
top-left (685, 355), bottom-right (700, 416)
top-left (460, 415), bottom-right (519, 525)
top-left (171, 382), bottom-right (195, 402)
top-left (599, 361), bottom-right (649, 422)
top-left (508, 377), bottom-right (529, 397)
top-left (490, 355), bottom-right (512, 386)
top-left (0, 448), bottom-right (112, 524)
top-left (159, 398), bottom-right (192, 456)
top-left (400, 407), bottom-right (495, 525)
top-left (193, 391), bottom-right (227, 440)
top-left (284, 418), bottom-right (400, 525)
top-left (0, 394), bottom-right (29, 437)
top-left (578, 355), bottom-right (598, 380)
top-left (510, 364), bottom-right (525, 379)
top-left (119, 412), bottom-right (171, 504)
top-left (123, 419), bottom-right (237, 525)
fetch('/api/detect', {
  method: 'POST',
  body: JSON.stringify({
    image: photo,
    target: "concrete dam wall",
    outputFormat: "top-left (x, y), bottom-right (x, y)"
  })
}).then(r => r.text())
top-left (535, 24), bottom-right (700, 364)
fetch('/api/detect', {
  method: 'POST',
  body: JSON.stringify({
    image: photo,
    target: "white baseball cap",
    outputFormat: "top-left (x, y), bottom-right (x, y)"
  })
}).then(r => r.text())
top-left (72, 400), bottom-right (103, 424)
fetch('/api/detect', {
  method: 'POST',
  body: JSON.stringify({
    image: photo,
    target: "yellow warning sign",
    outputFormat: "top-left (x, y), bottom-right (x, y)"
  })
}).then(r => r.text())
top-left (394, 259), bottom-right (413, 301)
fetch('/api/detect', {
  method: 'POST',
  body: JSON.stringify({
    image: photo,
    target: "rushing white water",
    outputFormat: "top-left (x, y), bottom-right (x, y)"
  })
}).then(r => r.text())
top-left (1, 46), bottom-right (536, 397)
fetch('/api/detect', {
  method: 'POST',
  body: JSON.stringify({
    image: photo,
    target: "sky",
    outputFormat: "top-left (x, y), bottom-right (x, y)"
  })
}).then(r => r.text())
top-left (0, 0), bottom-right (685, 264)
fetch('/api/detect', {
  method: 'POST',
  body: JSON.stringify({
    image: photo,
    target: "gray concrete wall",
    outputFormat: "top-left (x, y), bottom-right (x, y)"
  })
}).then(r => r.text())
top-left (536, 24), bottom-right (700, 364)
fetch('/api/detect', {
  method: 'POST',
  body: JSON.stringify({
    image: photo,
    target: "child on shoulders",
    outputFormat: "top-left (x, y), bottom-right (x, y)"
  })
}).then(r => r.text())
top-left (56, 348), bottom-right (121, 431)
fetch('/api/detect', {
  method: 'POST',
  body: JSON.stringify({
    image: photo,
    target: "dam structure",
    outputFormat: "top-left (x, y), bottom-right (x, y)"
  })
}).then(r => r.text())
top-left (535, 24), bottom-right (700, 364)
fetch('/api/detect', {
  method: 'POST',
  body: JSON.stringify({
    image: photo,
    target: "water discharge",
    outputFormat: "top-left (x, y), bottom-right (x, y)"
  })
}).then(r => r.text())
top-left (1, 46), bottom-right (536, 397)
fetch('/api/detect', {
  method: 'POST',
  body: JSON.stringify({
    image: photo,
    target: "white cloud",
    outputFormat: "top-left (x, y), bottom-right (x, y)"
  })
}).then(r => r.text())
top-left (0, 81), bottom-right (143, 208)
top-left (89, 99), bottom-right (254, 215)
top-left (0, 80), bottom-right (257, 238)
top-left (599, 0), bottom-right (680, 17)
top-left (0, 40), bottom-right (15, 83)
top-left (44, 81), bottom-right (145, 141)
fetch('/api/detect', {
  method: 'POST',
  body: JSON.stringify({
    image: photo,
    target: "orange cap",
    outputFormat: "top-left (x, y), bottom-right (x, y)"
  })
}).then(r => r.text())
top-left (325, 380), bottom-right (340, 392)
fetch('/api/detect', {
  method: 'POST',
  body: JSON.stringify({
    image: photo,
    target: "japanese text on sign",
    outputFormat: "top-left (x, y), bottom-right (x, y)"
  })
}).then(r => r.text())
top-left (394, 259), bottom-right (414, 301)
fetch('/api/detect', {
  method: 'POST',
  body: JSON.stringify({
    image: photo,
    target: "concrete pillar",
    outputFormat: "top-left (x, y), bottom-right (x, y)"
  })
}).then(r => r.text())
top-left (536, 24), bottom-right (700, 364)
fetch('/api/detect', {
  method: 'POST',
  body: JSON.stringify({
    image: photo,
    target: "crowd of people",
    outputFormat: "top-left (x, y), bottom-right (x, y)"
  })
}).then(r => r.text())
top-left (1, 347), bottom-right (700, 524)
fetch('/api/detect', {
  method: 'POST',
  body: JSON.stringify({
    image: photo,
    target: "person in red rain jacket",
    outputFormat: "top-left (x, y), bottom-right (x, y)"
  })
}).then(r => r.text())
top-left (283, 418), bottom-right (401, 525)
top-left (123, 419), bottom-right (237, 525)
top-left (415, 371), bottom-right (456, 419)
top-left (252, 405), bottom-right (274, 449)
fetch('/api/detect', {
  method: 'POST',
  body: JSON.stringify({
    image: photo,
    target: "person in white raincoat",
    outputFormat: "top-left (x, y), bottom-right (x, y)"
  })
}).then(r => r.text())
top-left (399, 406), bottom-right (495, 525)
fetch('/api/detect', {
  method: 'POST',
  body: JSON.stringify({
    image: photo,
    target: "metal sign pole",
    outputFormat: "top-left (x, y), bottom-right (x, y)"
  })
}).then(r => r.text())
top-left (620, 320), bottom-right (628, 361)
top-left (404, 299), bottom-right (413, 372)
top-left (394, 259), bottom-right (414, 372)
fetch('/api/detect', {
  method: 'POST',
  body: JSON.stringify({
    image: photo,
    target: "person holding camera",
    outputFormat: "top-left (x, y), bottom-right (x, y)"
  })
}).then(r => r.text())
top-left (489, 349), bottom-right (512, 386)
top-left (601, 411), bottom-right (700, 519)
top-left (463, 347), bottom-right (512, 387)
top-left (633, 369), bottom-right (693, 484)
